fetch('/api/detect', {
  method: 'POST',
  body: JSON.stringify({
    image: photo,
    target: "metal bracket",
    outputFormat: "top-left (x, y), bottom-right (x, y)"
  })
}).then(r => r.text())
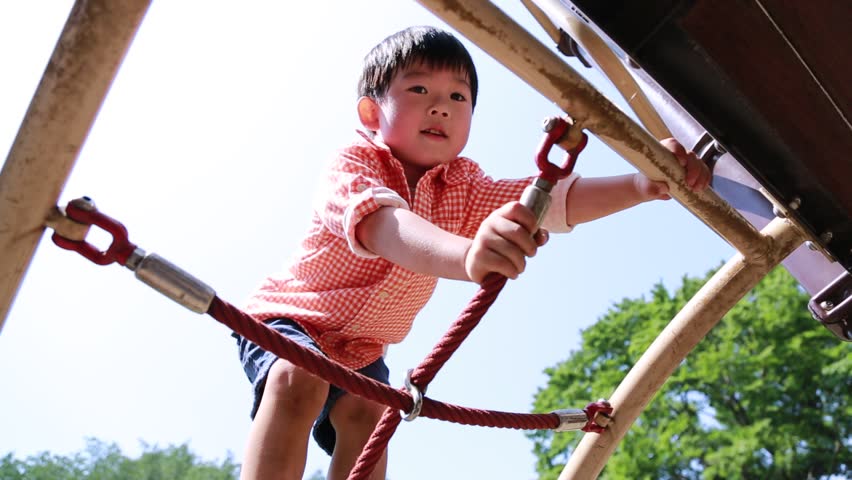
top-left (808, 270), bottom-right (852, 341)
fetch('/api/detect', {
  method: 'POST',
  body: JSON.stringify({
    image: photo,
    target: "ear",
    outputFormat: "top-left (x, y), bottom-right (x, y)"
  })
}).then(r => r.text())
top-left (357, 96), bottom-right (380, 131)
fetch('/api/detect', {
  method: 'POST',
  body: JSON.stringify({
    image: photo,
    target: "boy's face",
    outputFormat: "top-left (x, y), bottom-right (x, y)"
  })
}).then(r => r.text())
top-left (364, 63), bottom-right (473, 174)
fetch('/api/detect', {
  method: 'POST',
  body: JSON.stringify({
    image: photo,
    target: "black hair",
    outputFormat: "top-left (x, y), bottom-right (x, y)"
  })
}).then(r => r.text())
top-left (357, 26), bottom-right (478, 108)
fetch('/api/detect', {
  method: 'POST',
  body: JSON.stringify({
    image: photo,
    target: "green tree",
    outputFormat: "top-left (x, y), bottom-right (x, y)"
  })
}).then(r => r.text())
top-left (530, 266), bottom-right (851, 479)
top-left (0, 438), bottom-right (239, 480)
top-left (306, 470), bottom-right (326, 480)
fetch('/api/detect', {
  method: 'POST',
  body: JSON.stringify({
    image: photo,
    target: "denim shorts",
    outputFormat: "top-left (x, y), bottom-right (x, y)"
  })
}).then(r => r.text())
top-left (233, 318), bottom-right (390, 455)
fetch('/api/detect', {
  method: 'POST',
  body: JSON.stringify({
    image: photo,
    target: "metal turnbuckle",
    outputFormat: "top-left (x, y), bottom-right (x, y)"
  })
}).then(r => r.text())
top-left (552, 399), bottom-right (612, 433)
top-left (536, 116), bottom-right (588, 185)
top-left (51, 197), bottom-right (216, 314)
top-left (51, 197), bottom-right (137, 266)
top-left (521, 116), bottom-right (588, 227)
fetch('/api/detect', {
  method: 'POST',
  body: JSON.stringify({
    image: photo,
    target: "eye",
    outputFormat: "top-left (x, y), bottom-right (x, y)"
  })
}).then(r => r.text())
top-left (408, 85), bottom-right (427, 94)
top-left (451, 92), bottom-right (467, 102)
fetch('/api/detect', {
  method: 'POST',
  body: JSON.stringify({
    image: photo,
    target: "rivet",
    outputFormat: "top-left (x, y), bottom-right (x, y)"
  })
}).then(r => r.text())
top-left (788, 196), bottom-right (801, 210)
top-left (70, 196), bottom-right (96, 211)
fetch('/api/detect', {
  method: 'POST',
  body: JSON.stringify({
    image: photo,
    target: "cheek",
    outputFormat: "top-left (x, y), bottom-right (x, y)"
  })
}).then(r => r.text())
top-left (378, 102), bottom-right (407, 132)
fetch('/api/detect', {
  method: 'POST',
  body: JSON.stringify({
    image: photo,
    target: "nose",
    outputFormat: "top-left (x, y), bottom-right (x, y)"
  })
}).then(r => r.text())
top-left (430, 102), bottom-right (449, 118)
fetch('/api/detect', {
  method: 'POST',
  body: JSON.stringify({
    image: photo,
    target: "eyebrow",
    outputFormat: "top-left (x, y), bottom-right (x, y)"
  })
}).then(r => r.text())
top-left (400, 69), bottom-right (471, 90)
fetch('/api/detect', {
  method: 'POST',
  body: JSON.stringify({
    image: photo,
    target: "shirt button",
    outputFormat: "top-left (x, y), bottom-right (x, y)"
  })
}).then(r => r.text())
top-left (377, 290), bottom-right (390, 299)
top-left (355, 184), bottom-right (368, 193)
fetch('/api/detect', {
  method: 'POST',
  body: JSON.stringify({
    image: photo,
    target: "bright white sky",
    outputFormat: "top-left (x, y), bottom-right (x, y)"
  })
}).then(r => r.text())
top-left (0, 2), bottom-right (733, 479)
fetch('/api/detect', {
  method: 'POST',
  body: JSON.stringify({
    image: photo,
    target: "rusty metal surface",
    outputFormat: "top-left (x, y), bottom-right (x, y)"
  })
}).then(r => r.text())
top-left (566, 0), bottom-right (852, 271)
top-left (0, 0), bottom-right (151, 331)
top-left (417, 0), bottom-right (769, 260)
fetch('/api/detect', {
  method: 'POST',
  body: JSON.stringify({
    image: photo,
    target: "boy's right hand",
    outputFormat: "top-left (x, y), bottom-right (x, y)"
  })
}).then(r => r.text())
top-left (464, 202), bottom-right (547, 284)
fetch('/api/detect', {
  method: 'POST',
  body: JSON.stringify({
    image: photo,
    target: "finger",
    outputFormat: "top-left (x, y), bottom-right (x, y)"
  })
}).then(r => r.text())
top-left (533, 228), bottom-right (549, 247)
top-left (489, 207), bottom-right (539, 256)
top-left (701, 166), bottom-right (713, 190)
top-left (499, 220), bottom-right (539, 257)
top-left (491, 233), bottom-right (531, 273)
top-left (661, 138), bottom-right (687, 165)
top-left (496, 202), bottom-right (539, 237)
top-left (685, 156), bottom-right (702, 188)
top-left (479, 245), bottom-right (525, 280)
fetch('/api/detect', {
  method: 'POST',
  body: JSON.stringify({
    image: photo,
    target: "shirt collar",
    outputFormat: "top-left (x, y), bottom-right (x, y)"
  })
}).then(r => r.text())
top-left (355, 129), bottom-right (472, 186)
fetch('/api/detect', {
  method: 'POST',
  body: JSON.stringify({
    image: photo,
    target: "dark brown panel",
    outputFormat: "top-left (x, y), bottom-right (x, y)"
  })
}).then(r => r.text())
top-left (681, 0), bottom-right (852, 219)
top-left (761, 0), bottom-right (852, 121)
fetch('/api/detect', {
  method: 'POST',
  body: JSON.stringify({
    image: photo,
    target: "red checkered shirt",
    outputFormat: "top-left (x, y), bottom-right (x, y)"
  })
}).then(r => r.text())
top-left (245, 131), bottom-right (578, 369)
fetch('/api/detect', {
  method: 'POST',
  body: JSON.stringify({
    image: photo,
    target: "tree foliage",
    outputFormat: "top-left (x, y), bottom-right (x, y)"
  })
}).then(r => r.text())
top-left (0, 438), bottom-right (239, 480)
top-left (530, 266), bottom-right (851, 479)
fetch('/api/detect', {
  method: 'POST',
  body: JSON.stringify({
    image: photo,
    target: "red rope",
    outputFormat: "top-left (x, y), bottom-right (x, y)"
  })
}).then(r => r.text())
top-left (205, 273), bottom-right (559, 479)
top-left (207, 294), bottom-right (558, 429)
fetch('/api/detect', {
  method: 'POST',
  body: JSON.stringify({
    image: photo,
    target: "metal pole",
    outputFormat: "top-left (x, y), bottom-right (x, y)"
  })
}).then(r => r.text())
top-left (560, 217), bottom-right (804, 479)
top-left (525, 0), bottom-right (673, 140)
top-left (415, 0), bottom-right (768, 259)
top-left (0, 0), bottom-right (151, 331)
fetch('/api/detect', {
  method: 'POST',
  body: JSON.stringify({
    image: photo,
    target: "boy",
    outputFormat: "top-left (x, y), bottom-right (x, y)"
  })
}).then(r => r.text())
top-left (235, 26), bottom-right (709, 480)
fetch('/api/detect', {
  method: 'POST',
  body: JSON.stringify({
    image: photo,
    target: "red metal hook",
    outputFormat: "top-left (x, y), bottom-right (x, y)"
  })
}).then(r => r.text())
top-left (535, 117), bottom-right (588, 184)
top-left (51, 197), bottom-right (138, 266)
top-left (582, 399), bottom-right (613, 433)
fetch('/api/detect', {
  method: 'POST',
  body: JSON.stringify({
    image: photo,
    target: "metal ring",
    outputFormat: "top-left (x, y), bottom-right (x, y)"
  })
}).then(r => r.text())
top-left (401, 369), bottom-right (423, 422)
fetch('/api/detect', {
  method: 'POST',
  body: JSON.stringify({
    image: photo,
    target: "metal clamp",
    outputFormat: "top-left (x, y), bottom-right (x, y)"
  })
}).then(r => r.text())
top-left (808, 270), bottom-right (852, 341)
top-left (401, 369), bottom-right (423, 422)
top-left (51, 197), bottom-right (216, 314)
top-left (521, 117), bottom-right (588, 227)
top-left (551, 399), bottom-right (613, 433)
top-left (552, 408), bottom-right (589, 432)
top-left (536, 116), bottom-right (588, 185)
top-left (582, 399), bottom-right (613, 433)
top-left (51, 197), bottom-right (137, 266)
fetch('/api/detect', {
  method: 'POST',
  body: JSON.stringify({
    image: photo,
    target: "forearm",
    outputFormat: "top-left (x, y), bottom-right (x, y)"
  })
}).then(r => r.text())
top-left (564, 174), bottom-right (646, 225)
top-left (356, 207), bottom-right (471, 281)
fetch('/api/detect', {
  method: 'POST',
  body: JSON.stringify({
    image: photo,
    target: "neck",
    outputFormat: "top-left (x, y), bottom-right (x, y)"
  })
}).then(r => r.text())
top-left (402, 163), bottom-right (425, 197)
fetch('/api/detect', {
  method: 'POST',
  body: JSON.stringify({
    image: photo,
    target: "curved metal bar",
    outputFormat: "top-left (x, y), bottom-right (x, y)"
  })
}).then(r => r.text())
top-left (560, 217), bottom-right (804, 479)
top-left (0, 0), bottom-right (152, 331)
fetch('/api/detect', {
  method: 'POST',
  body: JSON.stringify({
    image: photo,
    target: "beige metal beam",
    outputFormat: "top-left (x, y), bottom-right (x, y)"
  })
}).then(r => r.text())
top-left (0, 0), bottom-right (151, 332)
top-left (560, 217), bottom-right (804, 479)
top-left (524, 0), bottom-right (673, 140)
top-left (415, 0), bottom-right (768, 259)
top-left (413, 2), bottom-right (812, 477)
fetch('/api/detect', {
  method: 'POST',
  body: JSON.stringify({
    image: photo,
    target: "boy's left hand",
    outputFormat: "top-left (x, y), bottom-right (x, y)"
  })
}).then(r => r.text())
top-left (634, 138), bottom-right (712, 201)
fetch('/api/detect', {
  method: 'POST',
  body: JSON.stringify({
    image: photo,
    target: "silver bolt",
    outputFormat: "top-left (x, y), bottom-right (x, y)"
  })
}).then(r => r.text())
top-left (820, 231), bottom-right (833, 244)
top-left (788, 196), bottom-right (801, 210)
top-left (70, 196), bottom-right (96, 211)
top-left (820, 300), bottom-right (835, 311)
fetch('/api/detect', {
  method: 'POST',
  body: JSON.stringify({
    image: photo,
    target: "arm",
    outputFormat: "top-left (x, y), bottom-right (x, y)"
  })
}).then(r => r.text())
top-left (356, 202), bottom-right (544, 283)
top-left (564, 174), bottom-right (648, 225)
top-left (564, 139), bottom-right (711, 226)
top-left (356, 206), bottom-right (471, 280)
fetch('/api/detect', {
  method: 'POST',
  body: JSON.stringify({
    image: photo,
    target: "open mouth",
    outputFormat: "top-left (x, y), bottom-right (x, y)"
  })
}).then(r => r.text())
top-left (421, 128), bottom-right (447, 138)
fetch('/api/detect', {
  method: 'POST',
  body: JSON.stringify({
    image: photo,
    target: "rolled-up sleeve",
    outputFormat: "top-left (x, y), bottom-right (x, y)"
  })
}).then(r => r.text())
top-left (343, 186), bottom-right (409, 257)
top-left (541, 172), bottom-right (580, 233)
top-left (317, 146), bottom-right (410, 258)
